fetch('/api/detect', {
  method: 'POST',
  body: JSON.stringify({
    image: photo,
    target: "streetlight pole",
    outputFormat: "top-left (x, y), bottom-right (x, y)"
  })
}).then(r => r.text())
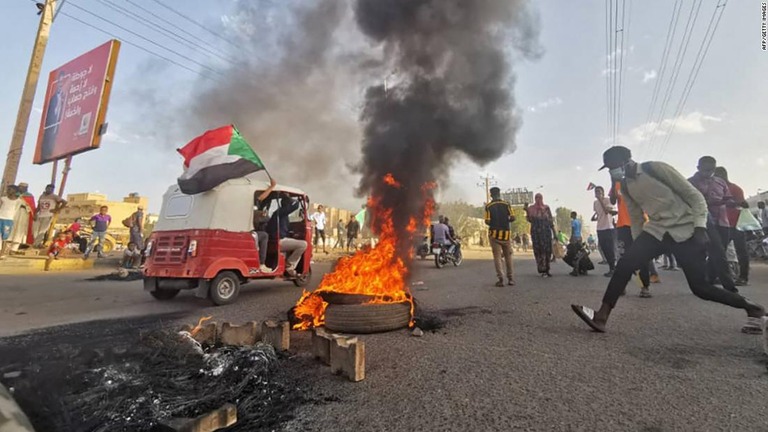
top-left (477, 173), bottom-right (497, 204)
top-left (1, 0), bottom-right (57, 191)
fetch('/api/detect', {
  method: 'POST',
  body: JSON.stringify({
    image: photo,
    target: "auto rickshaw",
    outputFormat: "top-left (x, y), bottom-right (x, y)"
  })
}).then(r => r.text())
top-left (142, 176), bottom-right (313, 305)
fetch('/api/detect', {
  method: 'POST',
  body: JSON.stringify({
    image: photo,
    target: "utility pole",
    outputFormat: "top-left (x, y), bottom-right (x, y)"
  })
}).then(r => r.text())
top-left (477, 173), bottom-right (497, 204)
top-left (1, 0), bottom-right (57, 192)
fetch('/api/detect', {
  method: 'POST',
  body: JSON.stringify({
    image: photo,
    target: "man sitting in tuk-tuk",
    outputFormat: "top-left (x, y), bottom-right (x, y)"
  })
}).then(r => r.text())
top-left (254, 178), bottom-right (278, 273)
top-left (267, 194), bottom-right (307, 277)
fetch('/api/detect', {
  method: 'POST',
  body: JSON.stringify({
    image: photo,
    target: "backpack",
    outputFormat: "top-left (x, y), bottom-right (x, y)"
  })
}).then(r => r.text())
top-left (122, 214), bottom-right (134, 228)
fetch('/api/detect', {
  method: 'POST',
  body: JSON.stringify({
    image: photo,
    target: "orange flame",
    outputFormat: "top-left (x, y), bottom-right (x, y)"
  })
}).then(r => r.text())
top-left (189, 316), bottom-right (212, 336)
top-left (292, 174), bottom-right (435, 331)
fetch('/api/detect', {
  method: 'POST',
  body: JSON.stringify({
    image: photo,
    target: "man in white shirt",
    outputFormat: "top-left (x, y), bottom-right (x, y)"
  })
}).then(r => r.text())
top-left (34, 184), bottom-right (66, 247)
top-left (592, 186), bottom-right (617, 277)
top-left (0, 186), bottom-right (22, 258)
top-left (311, 205), bottom-right (328, 254)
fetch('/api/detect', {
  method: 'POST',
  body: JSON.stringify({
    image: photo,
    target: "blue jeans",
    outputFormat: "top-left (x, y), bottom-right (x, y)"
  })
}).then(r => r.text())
top-left (85, 231), bottom-right (107, 256)
top-left (0, 219), bottom-right (13, 241)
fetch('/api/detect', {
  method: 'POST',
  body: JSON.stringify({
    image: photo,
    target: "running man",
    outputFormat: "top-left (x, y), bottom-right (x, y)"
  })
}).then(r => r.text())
top-left (572, 146), bottom-right (765, 334)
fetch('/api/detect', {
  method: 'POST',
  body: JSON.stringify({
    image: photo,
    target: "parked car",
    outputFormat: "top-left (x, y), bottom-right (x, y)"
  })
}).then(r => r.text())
top-left (142, 177), bottom-right (313, 305)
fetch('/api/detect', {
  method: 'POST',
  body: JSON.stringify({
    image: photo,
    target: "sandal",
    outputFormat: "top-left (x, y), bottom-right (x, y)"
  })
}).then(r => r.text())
top-left (495, 279), bottom-right (504, 287)
top-left (740, 317), bottom-right (764, 335)
top-left (571, 304), bottom-right (606, 333)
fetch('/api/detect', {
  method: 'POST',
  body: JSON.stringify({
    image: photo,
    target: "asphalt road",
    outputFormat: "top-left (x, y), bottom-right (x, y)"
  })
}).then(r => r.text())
top-left (2, 251), bottom-right (768, 431)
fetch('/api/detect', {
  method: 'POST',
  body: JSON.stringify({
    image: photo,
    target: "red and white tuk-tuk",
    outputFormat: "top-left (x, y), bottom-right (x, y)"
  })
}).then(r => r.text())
top-left (142, 176), bottom-right (313, 305)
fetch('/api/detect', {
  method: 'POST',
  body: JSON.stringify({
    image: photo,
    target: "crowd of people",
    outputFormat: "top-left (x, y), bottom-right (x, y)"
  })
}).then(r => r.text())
top-left (0, 182), bottom-right (66, 259)
top-left (483, 147), bottom-right (767, 336)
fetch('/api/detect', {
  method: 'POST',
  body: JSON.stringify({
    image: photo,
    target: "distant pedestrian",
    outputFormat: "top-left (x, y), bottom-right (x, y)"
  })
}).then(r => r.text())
top-left (0, 186), bottom-right (22, 259)
top-left (34, 184), bottom-right (66, 247)
top-left (121, 242), bottom-right (142, 269)
top-left (485, 187), bottom-right (515, 286)
top-left (758, 201), bottom-right (768, 236)
top-left (334, 219), bottom-right (345, 249)
top-left (311, 205), bottom-right (328, 254)
top-left (16, 182), bottom-right (35, 246)
top-left (587, 234), bottom-right (596, 252)
top-left (44, 231), bottom-right (72, 271)
top-left (346, 215), bottom-right (360, 252)
top-left (84, 206), bottom-right (111, 259)
top-left (572, 146), bottom-right (766, 335)
top-left (689, 156), bottom-right (738, 293)
top-left (714, 167), bottom-right (750, 286)
top-left (611, 181), bottom-right (653, 297)
top-left (570, 212), bottom-right (582, 244)
top-left (514, 233), bottom-right (522, 251)
top-left (128, 205), bottom-right (145, 250)
top-left (522, 233), bottom-right (530, 252)
top-left (525, 193), bottom-right (554, 277)
top-left (592, 186), bottom-right (617, 277)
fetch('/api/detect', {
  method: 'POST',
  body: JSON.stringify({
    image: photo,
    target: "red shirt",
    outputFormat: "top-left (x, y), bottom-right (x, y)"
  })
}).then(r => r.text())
top-left (725, 182), bottom-right (745, 228)
top-left (68, 222), bottom-right (81, 235)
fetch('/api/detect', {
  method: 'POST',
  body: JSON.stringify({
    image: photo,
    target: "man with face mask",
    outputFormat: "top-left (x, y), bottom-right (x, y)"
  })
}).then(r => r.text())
top-left (688, 156), bottom-right (738, 293)
top-left (571, 146), bottom-right (766, 335)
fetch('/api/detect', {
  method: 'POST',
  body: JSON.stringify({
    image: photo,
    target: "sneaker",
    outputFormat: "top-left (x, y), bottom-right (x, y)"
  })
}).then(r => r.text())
top-left (604, 270), bottom-right (614, 277)
top-left (734, 279), bottom-right (749, 287)
top-left (569, 269), bottom-right (579, 277)
top-left (260, 265), bottom-right (273, 273)
top-left (650, 274), bottom-right (661, 284)
top-left (640, 286), bottom-right (652, 298)
top-left (285, 268), bottom-right (297, 278)
top-left (495, 279), bottom-right (504, 287)
top-left (507, 279), bottom-right (516, 286)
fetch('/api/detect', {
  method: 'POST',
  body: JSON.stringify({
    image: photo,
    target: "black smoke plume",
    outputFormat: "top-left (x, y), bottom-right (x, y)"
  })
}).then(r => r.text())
top-left (354, 0), bottom-right (540, 255)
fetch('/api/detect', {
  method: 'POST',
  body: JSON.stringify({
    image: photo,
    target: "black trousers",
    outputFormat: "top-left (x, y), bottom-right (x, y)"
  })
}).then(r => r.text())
top-left (706, 224), bottom-right (736, 292)
top-left (730, 228), bottom-right (749, 282)
top-left (616, 227), bottom-right (650, 287)
top-left (597, 229), bottom-right (616, 271)
top-left (602, 232), bottom-right (751, 310)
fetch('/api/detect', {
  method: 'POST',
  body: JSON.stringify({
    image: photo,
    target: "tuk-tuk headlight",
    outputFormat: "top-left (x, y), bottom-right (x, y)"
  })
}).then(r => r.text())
top-left (188, 240), bottom-right (198, 257)
top-left (144, 240), bottom-right (153, 256)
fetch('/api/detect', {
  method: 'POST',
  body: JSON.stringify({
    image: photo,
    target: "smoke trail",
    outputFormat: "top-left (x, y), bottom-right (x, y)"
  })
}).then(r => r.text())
top-left (181, 0), bottom-right (369, 208)
top-left (353, 0), bottom-right (540, 254)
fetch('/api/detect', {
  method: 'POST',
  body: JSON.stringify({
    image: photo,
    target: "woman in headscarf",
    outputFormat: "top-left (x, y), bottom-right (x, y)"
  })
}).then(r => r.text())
top-left (525, 193), bottom-right (555, 277)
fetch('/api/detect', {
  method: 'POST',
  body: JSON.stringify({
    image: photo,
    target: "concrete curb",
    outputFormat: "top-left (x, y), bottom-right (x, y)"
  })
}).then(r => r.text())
top-left (0, 256), bottom-right (121, 275)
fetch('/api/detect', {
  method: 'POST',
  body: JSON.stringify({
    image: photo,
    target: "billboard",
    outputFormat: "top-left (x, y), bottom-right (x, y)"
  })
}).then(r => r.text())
top-left (34, 40), bottom-right (121, 164)
top-left (502, 188), bottom-right (534, 206)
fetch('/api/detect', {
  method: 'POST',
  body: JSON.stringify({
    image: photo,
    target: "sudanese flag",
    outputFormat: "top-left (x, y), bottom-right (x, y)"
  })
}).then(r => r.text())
top-left (177, 125), bottom-right (266, 195)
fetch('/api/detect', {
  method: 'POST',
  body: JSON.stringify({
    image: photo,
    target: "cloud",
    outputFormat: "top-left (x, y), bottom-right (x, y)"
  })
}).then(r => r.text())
top-left (642, 70), bottom-right (657, 83)
top-left (527, 97), bottom-right (562, 113)
top-left (619, 111), bottom-right (722, 144)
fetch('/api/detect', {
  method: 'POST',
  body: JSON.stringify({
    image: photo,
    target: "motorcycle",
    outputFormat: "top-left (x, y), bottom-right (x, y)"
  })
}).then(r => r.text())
top-left (433, 240), bottom-right (463, 268)
top-left (415, 236), bottom-right (430, 260)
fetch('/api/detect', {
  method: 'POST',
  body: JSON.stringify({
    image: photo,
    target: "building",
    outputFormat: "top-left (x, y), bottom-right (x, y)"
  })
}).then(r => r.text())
top-left (57, 192), bottom-right (148, 237)
top-left (501, 188), bottom-right (534, 206)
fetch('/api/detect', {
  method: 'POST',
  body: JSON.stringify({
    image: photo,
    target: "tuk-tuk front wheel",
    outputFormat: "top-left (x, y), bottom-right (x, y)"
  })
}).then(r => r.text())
top-left (293, 266), bottom-right (312, 287)
top-left (210, 271), bottom-right (240, 305)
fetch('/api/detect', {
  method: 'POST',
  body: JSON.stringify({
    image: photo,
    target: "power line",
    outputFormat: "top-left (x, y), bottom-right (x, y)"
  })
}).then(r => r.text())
top-left (150, 0), bottom-right (240, 50)
top-left (658, 0), bottom-right (728, 157)
top-left (647, 0), bottom-right (703, 156)
top-left (615, 0), bottom-right (628, 145)
top-left (605, 0), bottom-right (611, 138)
top-left (65, 0), bottom-right (223, 78)
top-left (641, 0), bottom-right (682, 159)
top-left (96, 0), bottom-right (237, 66)
top-left (58, 10), bottom-right (221, 83)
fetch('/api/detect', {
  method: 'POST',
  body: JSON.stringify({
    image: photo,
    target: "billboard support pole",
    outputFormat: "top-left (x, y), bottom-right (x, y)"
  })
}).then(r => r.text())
top-left (43, 155), bottom-right (71, 248)
top-left (1, 0), bottom-right (57, 192)
top-left (50, 159), bottom-right (58, 185)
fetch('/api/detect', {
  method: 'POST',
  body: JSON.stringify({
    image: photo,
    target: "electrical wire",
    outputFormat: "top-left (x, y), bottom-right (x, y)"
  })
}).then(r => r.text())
top-left (641, 0), bottom-right (682, 158)
top-left (615, 0), bottom-right (628, 145)
top-left (150, 0), bottom-right (240, 50)
top-left (96, 0), bottom-right (238, 66)
top-left (65, 0), bottom-right (223, 78)
top-left (658, 0), bottom-right (728, 157)
top-left (58, 10), bottom-right (221, 83)
top-left (647, 0), bottom-right (703, 156)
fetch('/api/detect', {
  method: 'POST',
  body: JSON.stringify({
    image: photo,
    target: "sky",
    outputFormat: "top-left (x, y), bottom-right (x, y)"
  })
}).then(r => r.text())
top-left (1, 0), bottom-right (766, 231)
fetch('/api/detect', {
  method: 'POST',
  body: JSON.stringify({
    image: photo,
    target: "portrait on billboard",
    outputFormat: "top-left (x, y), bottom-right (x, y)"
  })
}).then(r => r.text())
top-left (34, 40), bottom-right (120, 164)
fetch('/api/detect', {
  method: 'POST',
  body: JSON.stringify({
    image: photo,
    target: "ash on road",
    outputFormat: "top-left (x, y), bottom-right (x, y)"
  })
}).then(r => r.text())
top-left (2, 252), bottom-right (767, 431)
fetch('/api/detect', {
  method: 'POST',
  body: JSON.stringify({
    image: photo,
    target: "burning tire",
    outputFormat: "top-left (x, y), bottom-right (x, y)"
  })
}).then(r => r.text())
top-left (210, 271), bottom-right (240, 305)
top-left (324, 302), bottom-right (411, 334)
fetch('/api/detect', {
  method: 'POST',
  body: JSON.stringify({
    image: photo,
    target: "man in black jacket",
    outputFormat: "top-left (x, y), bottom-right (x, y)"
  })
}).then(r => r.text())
top-left (485, 187), bottom-right (516, 287)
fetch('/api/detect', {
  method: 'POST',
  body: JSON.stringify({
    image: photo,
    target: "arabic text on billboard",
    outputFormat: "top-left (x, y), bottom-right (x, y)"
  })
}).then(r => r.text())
top-left (34, 40), bottom-right (120, 164)
top-left (502, 188), bottom-right (534, 206)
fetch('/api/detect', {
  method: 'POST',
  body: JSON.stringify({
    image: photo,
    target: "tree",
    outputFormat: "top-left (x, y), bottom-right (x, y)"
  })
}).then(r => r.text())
top-left (554, 206), bottom-right (575, 235)
top-left (510, 207), bottom-right (530, 235)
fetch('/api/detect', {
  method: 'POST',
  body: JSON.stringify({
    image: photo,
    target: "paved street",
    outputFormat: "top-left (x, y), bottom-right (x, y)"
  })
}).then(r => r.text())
top-left (2, 252), bottom-right (768, 431)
